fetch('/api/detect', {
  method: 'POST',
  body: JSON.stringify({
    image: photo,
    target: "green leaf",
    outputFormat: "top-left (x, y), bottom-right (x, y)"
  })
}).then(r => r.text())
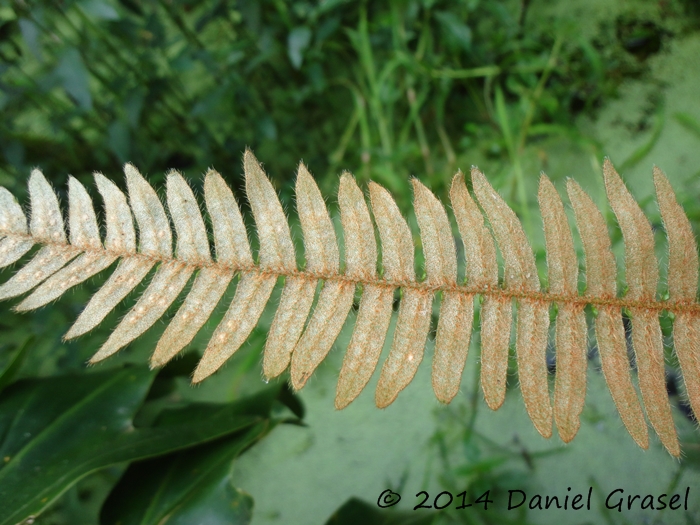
top-left (79, 0), bottom-right (120, 20)
top-left (99, 424), bottom-right (267, 525)
top-left (107, 120), bottom-right (131, 163)
top-left (674, 112), bottom-right (700, 141)
top-left (618, 99), bottom-right (665, 172)
top-left (325, 498), bottom-right (436, 525)
top-left (18, 19), bottom-right (41, 60)
top-left (0, 337), bottom-right (31, 394)
top-left (434, 12), bottom-right (472, 51)
top-left (494, 85), bottom-right (515, 159)
top-left (55, 48), bottom-right (92, 110)
top-left (0, 366), bottom-right (281, 525)
top-left (287, 26), bottom-right (312, 69)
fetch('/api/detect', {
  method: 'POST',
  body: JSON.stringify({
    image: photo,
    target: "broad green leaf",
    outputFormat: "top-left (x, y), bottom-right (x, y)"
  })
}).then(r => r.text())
top-left (100, 423), bottom-right (269, 525)
top-left (288, 26), bottom-right (312, 69)
top-left (79, 0), bottom-right (120, 20)
top-left (325, 498), bottom-right (436, 525)
top-left (18, 19), bottom-right (41, 60)
top-left (107, 120), bottom-right (131, 163)
top-left (0, 337), bottom-right (31, 394)
top-left (55, 48), bottom-right (92, 110)
top-left (0, 367), bottom-right (292, 525)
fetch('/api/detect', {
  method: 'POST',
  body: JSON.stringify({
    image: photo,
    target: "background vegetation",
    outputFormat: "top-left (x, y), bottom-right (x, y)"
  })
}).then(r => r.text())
top-left (1, 0), bottom-right (700, 523)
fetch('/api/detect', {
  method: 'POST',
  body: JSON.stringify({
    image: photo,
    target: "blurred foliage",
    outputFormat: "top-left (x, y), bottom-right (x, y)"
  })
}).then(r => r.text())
top-left (2, 0), bottom-right (696, 206)
top-left (423, 363), bottom-right (565, 525)
top-left (1, 0), bottom-right (700, 523)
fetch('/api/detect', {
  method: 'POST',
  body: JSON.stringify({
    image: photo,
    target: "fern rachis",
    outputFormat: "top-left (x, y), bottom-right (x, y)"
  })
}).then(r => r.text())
top-left (0, 150), bottom-right (698, 458)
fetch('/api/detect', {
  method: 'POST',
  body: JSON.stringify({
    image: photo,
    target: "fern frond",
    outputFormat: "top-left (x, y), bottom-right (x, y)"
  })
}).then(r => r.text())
top-left (473, 168), bottom-right (553, 438)
top-left (1, 151), bottom-right (698, 457)
top-left (539, 175), bottom-right (587, 445)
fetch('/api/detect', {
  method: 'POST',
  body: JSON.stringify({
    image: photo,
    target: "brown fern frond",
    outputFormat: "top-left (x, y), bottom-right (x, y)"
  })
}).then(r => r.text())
top-left (603, 159), bottom-right (679, 456)
top-left (539, 174), bottom-right (587, 444)
top-left (413, 178), bottom-right (472, 406)
top-left (1, 150), bottom-right (698, 457)
top-left (566, 178), bottom-right (649, 450)
top-left (289, 163), bottom-right (355, 390)
top-left (472, 168), bottom-right (553, 439)
top-left (335, 173), bottom-right (393, 410)
top-left (654, 166), bottom-right (700, 438)
top-left (450, 172), bottom-right (510, 413)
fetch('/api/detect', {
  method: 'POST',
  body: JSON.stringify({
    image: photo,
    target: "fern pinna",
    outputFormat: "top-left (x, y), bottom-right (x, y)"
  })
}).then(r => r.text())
top-left (0, 151), bottom-right (697, 457)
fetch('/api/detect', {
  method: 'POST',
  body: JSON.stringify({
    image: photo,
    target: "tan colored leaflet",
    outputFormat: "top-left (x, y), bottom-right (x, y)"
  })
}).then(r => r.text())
top-left (371, 182), bottom-right (432, 408)
top-left (90, 261), bottom-right (192, 362)
top-left (28, 169), bottom-right (66, 244)
top-left (0, 170), bottom-right (76, 300)
top-left (65, 167), bottom-right (155, 339)
top-left (336, 284), bottom-right (393, 409)
top-left (17, 176), bottom-right (118, 311)
top-left (193, 151), bottom-right (293, 381)
top-left (96, 172), bottom-right (136, 253)
top-left (472, 168), bottom-right (552, 438)
top-left (654, 167), bottom-right (700, 425)
top-left (291, 164), bottom-right (355, 390)
top-left (166, 171), bottom-right (211, 264)
top-left (125, 163), bottom-right (171, 257)
top-left (672, 315), bottom-right (700, 428)
top-left (603, 160), bottom-right (678, 457)
top-left (67, 176), bottom-right (102, 250)
top-left (368, 182), bottom-right (414, 282)
top-left (152, 169), bottom-right (247, 367)
top-left (376, 288), bottom-right (432, 408)
top-left (338, 172), bottom-right (378, 282)
top-left (244, 149), bottom-right (296, 272)
top-left (450, 172), bottom-right (510, 410)
top-left (653, 167), bottom-right (698, 301)
top-left (412, 179), bottom-right (457, 286)
top-left (152, 266), bottom-right (233, 368)
top-left (412, 179), bottom-right (471, 404)
top-left (263, 163), bottom-right (334, 380)
top-left (449, 172), bottom-right (498, 288)
top-left (295, 163), bottom-right (338, 274)
top-left (203, 169), bottom-right (253, 267)
top-left (0, 188), bottom-right (33, 268)
top-left (478, 298), bottom-right (513, 410)
top-left (336, 173), bottom-right (393, 409)
top-left (263, 276), bottom-right (315, 379)
top-left (567, 179), bottom-right (649, 450)
top-left (193, 272), bottom-right (276, 382)
top-left (291, 279), bottom-right (355, 389)
top-left (433, 292), bottom-right (473, 404)
top-left (538, 174), bottom-right (587, 443)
